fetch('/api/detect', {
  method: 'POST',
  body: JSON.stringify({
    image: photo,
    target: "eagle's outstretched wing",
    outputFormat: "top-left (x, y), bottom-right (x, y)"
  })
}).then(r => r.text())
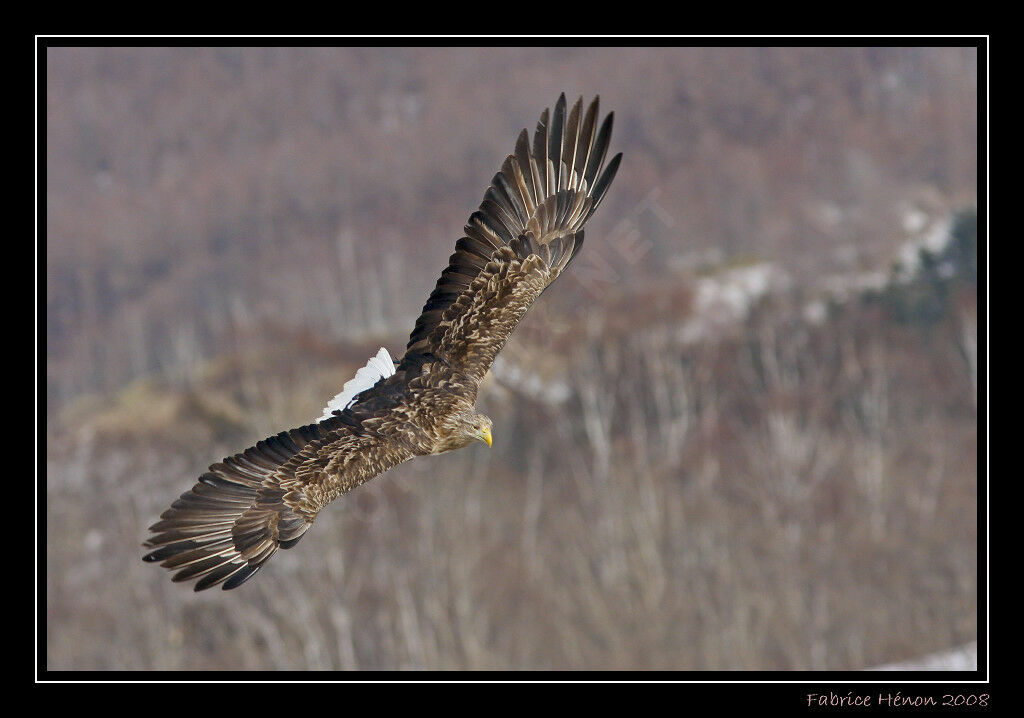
top-left (143, 423), bottom-right (333, 591)
top-left (403, 92), bottom-right (618, 389)
top-left (142, 376), bottom-right (419, 590)
top-left (401, 93), bottom-right (621, 390)
top-left (144, 94), bottom-right (621, 591)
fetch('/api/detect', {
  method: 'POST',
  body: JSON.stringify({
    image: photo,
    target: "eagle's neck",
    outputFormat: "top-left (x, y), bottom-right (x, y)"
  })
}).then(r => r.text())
top-left (430, 432), bottom-right (477, 455)
top-left (424, 399), bottom-right (485, 455)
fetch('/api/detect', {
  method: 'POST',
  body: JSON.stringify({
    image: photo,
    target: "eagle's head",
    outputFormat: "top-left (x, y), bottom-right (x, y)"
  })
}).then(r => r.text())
top-left (433, 411), bottom-right (493, 454)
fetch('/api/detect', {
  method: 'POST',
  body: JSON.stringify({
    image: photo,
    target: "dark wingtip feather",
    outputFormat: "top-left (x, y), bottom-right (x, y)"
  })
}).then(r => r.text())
top-left (222, 563), bottom-right (262, 590)
top-left (564, 96), bottom-right (583, 179)
top-left (592, 152), bottom-right (622, 201)
top-left (584, 111), bottom-right (615, 189)
top-left (549, 94), bottom-right (566, 189)
top-left (532, 107), bottom-right (550, 193)
top-left (588, 152), bottom-right (622, 220)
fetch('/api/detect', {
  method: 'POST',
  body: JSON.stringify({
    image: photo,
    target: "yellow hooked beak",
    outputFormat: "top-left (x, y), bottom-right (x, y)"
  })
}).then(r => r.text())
top-left (480, 425), bottom-right (493, 448)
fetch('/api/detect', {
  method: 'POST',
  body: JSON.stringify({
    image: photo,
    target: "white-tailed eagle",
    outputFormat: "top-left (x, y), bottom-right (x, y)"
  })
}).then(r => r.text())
top-left (143, 94), bottom-right (622, 590)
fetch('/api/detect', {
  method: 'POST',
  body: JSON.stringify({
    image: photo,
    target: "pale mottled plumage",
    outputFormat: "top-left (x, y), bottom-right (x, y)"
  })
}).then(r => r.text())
top-left (144, 94), bottom-right (622, 590)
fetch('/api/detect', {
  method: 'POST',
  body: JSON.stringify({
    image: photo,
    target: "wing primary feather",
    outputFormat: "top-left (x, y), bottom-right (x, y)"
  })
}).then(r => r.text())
top-left (221, 563), bottom-right (262, 590)
top-left (548, 93), bottom-right (566, 192)
top-left (492, 168), bottom-right (529, 226)
top-left (514, 129), bottom-right (538, 210)
top-left (584, 109), bottom-right (614, 189)
top-left (510, 153), bottom-right (537, 217)
top-left (564, 96), bottom-right (583, 189)
top-left (576, 97), bottom-right (599, 187)
top-left (533, 108), bottom-right (549, 195)
top-left (587, 152), bottom-right (623, 220)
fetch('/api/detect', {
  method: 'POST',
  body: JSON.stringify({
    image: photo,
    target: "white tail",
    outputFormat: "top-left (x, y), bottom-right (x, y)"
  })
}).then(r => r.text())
top-left (317, 347), bottom-right (396, 421)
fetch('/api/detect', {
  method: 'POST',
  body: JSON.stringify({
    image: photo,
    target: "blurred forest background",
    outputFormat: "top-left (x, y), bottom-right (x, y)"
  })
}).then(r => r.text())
top-left (45, 46), bottom-right (979, 671)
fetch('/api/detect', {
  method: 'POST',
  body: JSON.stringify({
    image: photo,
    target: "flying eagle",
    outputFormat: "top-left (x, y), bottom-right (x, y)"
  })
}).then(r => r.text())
top-left (143, 94), bottom-right (622, 591)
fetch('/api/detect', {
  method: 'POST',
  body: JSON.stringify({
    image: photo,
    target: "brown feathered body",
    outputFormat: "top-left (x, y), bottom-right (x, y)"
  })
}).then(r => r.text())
top-left (144, 94), bottom-right (622, 590)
